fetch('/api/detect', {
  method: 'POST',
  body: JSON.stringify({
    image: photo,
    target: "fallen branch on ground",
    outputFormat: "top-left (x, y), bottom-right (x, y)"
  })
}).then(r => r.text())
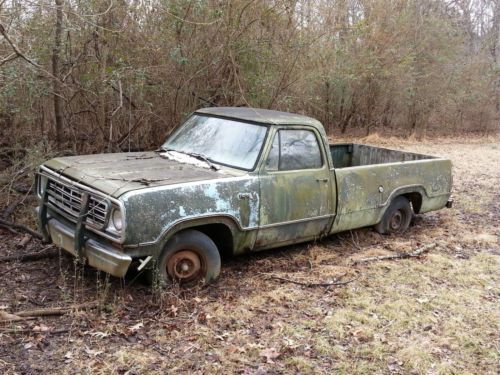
top-left (0, 301), bottom-right (100, 322)
top-left (0, 327), bottom-right (69, 335)
top-left (16, 301), bottom-right (100, 317)
top-left (0, 218), bottom-right (42, 239)
top-left (263, 272), bottom-right (357, 288)
top-left (353, 243), bottom-right (437, 264)
top-left (0, 311), bottom-right (26, 322)
top-left (0, 224), bottom-right (19, 235)
top-left (0, 245), bottom-right (57, 263)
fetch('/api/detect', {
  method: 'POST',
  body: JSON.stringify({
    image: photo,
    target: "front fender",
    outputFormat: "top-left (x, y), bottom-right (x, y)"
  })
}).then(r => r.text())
top-left (123, 215), bottom-right (257, 259)
top-left (155, 215), bottom-right (248, 254)
top-left (120, 176), bottom-right (260, 256)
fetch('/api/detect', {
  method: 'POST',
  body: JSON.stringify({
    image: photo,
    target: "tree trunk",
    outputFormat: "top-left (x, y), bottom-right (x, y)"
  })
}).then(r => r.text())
top-left (52, 0), bottom-right (64, 146)
top-left (493, 0), bottom-right (500, 114)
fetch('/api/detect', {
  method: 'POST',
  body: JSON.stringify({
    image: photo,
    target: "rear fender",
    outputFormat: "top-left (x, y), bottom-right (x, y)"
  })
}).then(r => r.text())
top-left (375, 185), bottom-right (427, 222)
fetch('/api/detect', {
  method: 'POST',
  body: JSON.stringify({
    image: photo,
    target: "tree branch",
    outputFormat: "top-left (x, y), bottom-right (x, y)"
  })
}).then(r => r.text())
top-left (262, 272), bottom-right (357, 288)
top-left (353, 243), bottom-right (437, 264)
top-left (0, 23), bottom-right (61, 82)
top-left (0, 218), bottom-right (42, 239)
top-left (0, 301), bottom-right (100, 322)
top-left (0, 245), bottom-right (58, 263)
top-left (0, 52), bottom-right (18, 66)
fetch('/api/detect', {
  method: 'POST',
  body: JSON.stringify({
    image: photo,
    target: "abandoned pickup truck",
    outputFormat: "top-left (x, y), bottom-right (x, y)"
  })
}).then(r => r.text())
top-left (36, 107), bottom-right (452, 286)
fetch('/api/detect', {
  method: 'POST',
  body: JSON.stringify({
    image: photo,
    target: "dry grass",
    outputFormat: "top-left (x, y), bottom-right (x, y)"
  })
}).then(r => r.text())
top-left (0, 137), bottom-right (499, 374)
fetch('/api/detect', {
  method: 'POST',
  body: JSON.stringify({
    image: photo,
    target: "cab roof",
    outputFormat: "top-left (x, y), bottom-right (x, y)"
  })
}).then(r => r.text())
top-left (195, 107), bottom-right (323, 128)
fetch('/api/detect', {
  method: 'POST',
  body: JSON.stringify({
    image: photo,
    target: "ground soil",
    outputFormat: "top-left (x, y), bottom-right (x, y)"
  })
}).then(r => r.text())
top-left (0, 137), bottom-right (498, 374)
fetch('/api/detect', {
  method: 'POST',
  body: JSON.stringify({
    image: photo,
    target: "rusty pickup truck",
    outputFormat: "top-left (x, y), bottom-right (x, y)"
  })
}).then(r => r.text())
top-left (36, 107), bottom-right (452, 286)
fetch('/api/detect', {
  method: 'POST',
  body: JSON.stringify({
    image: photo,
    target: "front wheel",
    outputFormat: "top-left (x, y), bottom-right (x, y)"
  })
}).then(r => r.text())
top-left (155, 229), bottom-right (221, 287)
top-left (374, 196), bottom-right (412, 234)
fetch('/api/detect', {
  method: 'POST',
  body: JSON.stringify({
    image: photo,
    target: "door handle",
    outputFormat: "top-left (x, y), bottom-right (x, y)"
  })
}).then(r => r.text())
top-left (316, 178), bottom-right (329, 183)
top-left (238, 192), bottom-right (254, 200)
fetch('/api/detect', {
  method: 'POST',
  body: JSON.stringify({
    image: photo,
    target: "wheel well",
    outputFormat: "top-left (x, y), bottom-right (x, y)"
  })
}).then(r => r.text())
top-left (402, 192), bottom-right (422, 213)
top-left (186, 223), bottom-right (234, 258)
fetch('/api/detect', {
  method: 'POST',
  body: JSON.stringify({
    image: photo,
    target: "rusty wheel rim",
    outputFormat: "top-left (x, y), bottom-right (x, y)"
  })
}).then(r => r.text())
top-left (166, 250), bottom-right (203, 283)
top-left (389, 210), bottom-right (404, 231)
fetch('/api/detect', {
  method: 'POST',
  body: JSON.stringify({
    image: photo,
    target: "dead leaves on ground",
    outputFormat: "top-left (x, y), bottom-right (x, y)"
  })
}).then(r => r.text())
top-left (259, 347), bottom-right (281, 363)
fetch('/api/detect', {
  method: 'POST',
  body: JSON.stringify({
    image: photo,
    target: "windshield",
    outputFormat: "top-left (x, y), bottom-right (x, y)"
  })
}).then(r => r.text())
top-left (162, 115), bottom-right (268, 170)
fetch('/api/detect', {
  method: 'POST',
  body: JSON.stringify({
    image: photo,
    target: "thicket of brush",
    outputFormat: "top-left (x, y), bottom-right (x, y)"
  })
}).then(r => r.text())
top-left (0, 0), bottom-right (498, 156)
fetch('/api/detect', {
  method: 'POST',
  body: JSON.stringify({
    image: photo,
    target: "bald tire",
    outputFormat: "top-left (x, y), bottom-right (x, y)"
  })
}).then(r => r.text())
top-left (375, 196), bottom-right (412, 234)
top-left (156, 229), bottom-right (221, 288)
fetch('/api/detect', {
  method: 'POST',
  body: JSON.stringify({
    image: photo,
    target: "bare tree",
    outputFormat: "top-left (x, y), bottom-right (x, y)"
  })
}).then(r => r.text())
top-left (493, 0), bottom-right (499, 114)
top-left (52, 0), bottom-right (64, 145)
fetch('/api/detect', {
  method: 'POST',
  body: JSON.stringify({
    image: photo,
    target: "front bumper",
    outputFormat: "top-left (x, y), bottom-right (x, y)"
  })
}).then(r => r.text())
top-left (47, 218), bottom-right (132, 278)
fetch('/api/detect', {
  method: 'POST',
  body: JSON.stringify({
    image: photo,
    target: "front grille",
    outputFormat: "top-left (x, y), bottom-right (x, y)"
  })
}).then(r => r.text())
top-left (46, 179), bottom-right (109, 228)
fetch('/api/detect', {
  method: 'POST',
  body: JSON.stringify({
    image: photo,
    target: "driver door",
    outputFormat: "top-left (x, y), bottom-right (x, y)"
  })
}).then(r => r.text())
top-left (255, 127), bottom-right (334, 250)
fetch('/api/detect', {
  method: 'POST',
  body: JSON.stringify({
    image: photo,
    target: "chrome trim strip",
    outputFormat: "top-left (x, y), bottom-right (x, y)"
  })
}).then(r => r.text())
top-left (258, 214), bottom-right (335, 229)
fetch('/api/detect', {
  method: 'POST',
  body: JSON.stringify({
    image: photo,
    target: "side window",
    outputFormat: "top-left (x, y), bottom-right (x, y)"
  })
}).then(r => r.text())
top-left (265, 132), bottom-right (279, 170)
top-left (265, 129), bottom-right (322, 171)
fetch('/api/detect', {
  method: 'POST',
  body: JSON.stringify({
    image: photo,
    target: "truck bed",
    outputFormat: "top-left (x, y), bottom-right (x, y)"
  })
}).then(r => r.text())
top-left (330, 143), bottom-right (435, 168)
top-left (329, 143), bottom-right (452, 234)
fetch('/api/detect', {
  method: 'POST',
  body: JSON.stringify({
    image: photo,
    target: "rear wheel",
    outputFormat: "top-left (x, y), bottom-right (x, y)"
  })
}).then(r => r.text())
top-left (156, 229), bottom-right (221, 287)
top-left (375, 196), bottom-right (412, 234)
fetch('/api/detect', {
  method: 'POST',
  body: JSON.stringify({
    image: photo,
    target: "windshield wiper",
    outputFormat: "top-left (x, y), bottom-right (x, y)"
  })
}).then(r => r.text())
top-left (160, 148), bottom-right (220, 171)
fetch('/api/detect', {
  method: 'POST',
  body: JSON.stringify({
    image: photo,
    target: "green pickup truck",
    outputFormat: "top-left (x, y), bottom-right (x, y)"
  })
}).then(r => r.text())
top-left (36, 107), bottom-right (452, 286)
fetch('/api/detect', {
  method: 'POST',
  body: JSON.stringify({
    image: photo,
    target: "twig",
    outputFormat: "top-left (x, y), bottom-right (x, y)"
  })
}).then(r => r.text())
top-left (0, 52), bottom-right (17, 66)
top-left (353, 243), bottom-right (437, 264)
top-left (111, 79), bottom-right (123, 117)
top-left (0, 327), bottom-right (69, 335)
top-left (0, 23), bottom-right (60, 82)
top-left (0, 218), bottom-right (42, 239)
top-left (161, 7), bottom-right (221, 25)
top-left (263, 273), bottom-right (357, 288)
top-left (349, 230), bottom-right (362, 250)
top-left (109, 81), bottom-right (137, 109)
top-left (190, 91), bottom-right (219, 107)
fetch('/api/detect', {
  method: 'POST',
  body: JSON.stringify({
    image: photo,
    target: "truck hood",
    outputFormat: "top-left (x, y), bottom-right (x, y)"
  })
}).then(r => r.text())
top-left (43, 151), bottom-right (236, 198)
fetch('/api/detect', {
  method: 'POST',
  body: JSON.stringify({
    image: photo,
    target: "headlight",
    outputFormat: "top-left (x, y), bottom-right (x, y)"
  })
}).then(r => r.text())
top-left (107, 207), bottom-right (123, 234)
top-left (111, 208), bottom-right (123, 231)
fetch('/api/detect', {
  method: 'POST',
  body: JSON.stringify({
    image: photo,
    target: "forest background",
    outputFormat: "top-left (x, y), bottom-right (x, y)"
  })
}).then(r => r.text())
top-left (0, 0), bottom-right (498, 157)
